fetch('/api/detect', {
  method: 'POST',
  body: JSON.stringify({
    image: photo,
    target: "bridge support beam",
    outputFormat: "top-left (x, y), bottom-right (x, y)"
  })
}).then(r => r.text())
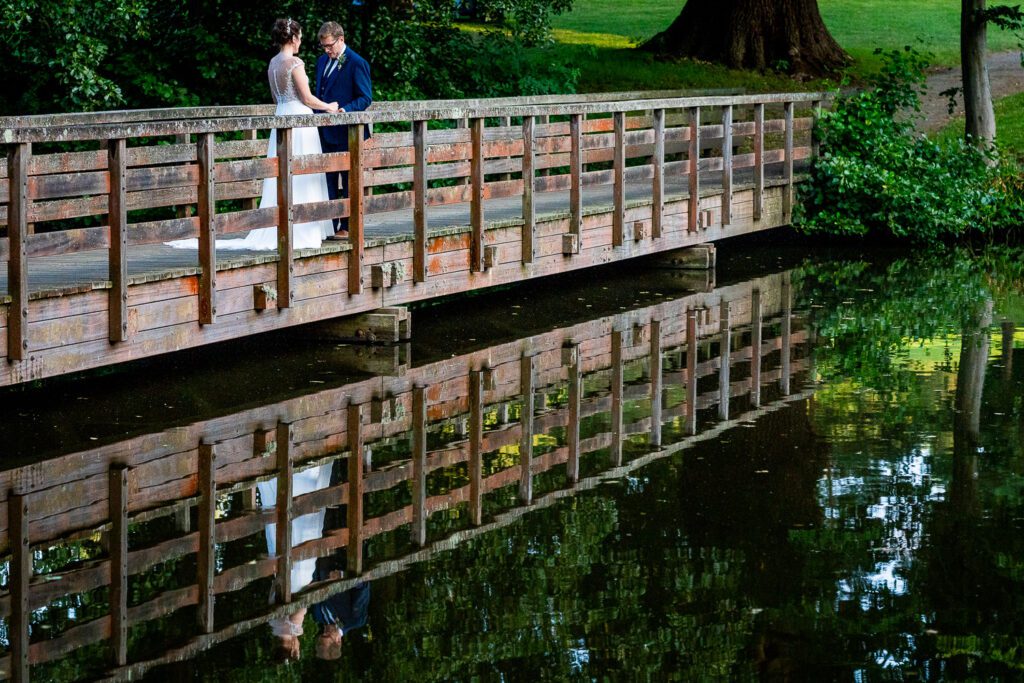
top-left (651, 244), bottom-right (716, 270)
top-left (303, 306), bottom-right (412, 344)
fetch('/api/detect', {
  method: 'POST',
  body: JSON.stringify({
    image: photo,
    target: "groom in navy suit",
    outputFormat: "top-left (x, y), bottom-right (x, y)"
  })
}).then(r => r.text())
top-left (315, 21), bottom-right (373, 237)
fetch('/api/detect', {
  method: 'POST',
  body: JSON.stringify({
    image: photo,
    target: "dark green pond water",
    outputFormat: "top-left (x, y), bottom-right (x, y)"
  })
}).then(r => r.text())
top-left (4, 238), bottom-right (1024, 681)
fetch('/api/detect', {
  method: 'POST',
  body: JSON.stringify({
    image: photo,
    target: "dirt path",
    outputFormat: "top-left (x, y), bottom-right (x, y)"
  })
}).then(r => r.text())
top-left (918, 50), bottom-right (1024, 132)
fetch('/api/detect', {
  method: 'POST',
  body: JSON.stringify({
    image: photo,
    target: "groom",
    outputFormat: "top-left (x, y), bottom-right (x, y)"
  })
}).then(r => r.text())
top-left (315, 21), bottom-right (373, 239)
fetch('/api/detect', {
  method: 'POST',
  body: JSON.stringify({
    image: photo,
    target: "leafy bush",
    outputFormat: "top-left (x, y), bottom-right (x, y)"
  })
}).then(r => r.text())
top-left (797, 48), bottom-right (1024, 241)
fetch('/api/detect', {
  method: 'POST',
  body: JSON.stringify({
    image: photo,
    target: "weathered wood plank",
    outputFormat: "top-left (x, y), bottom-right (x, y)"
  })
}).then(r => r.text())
top-left (522, 116), bottom-right (535, 264)
top-left (348, 124), bottom-right (366, 296)
top-left (413, 120), bottom-right (427, 283)
top-left (470, 118), bottom-right (485, 272)
top-left (108, 138), bottom-right (129, 343)
top-left (197, 132), bottom-right (217, 324)
top-left (7, 143), bottom-right (30, 361)
top-left (109, 466), bottom-right (129, 666)
top-left (347, 405), bottom-right (364, 574)
top-left (197, 442), bottom-right (217, 633)
top-left (277, 127), bottom-right (295, 308)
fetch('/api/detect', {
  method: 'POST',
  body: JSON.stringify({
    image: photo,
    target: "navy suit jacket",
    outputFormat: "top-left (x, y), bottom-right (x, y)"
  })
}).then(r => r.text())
top-left (315, 47), bottom-right (373, 151)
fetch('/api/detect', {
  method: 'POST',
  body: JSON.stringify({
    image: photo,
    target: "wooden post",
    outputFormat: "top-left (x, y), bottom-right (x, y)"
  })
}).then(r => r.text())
top-left (783, 101), bottom-right (794, 223)
top-left (275, 127), bottom-right (295, 308)
top-left (347, 405), bottom-right (364, 574)
top-left (751, 288), bottom-right (762, 408)
top-left (109, 465), bottom-right (129, 665)
top-left (197, 133), bottom-right (217, 325)
top-left (9, 493), bottom-right (30, 683)
top-left (108, 138), bottom-right (129, 343)
top-left (781, 275), bottom-right (792, 396)
top-left (718, 300), bottom-right (731, 421)
top-left (569, 113), bottom-right (583, 247)
top-left (500, 115), bottom-right (513, 181)
top-left (197, 442), bottom-right (217, 633)
top-left (348, 124), bottom-right (366, 296)
top-left (469, 369), bottom-right (483, 525)
top-left (519, 355), bottom-right (535, 504)
top-left (649, 320), bottom-right (663, 447)
top-left (522, 115), bottom-right (535, 264)
top-left (470, 117), bottom-right (485, 273)
top-left (564, 343), bottom-right (582, 483)
top-left (242, 129), bottom-right (259, 210)
top-left (686, 310), bottom-right (698, 435)
top-left (411, 386), bottom-right (427, 546)
top-left (720, 105), bottom-right (733, 227)
top-left (811, 100), bottom-right (821, 161)
top-left (413, 120), bottom-right (427, 283)
top-left (275, 422), bottom-right (293, 603)
top-left (174, 133), bottom-right (194, 219)
top-left (613, 111), bottom-right (627, 246)
top-left (688, 107), bottom-right (700, 233)
top-left (7, 142), bottom-right (30, 361)
top-left (753, 103), bottom-right (764, 222)
top-left (611, 329), bottom-right (624, 466)
top-left (652, 109), bottom-right (665, 240)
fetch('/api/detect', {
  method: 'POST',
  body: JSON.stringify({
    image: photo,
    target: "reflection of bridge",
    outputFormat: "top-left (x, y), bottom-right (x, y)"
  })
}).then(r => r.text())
top-left (0, 91), bottom-right (820, 387)
top-left (0, 270), bottom-right (812, 681)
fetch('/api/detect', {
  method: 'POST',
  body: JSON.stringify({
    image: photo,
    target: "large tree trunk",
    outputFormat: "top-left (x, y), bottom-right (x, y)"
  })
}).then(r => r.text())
top-left (962, 0), bottom-right (996, 148)
top-left (642, 0), bottom-right (849, 76)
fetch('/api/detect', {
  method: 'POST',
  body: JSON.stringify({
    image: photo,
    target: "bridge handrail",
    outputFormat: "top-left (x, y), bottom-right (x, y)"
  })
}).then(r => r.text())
top-left (0, 88), bottom-right (746, 130)
top-left (2, 91), bottom-right (831, 143)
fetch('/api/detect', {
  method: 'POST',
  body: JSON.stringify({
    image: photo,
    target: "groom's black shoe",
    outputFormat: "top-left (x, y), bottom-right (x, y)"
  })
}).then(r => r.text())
top-left (326, 230), bottom-right (349, 242)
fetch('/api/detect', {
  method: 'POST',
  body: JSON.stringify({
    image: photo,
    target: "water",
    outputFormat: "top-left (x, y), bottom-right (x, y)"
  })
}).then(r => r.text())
top-left (2, 241), bottom-right (1024, 681)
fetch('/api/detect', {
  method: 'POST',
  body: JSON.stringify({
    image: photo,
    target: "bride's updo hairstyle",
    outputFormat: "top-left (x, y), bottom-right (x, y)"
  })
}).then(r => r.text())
top-left (271, 18), bottom-right (302, 47)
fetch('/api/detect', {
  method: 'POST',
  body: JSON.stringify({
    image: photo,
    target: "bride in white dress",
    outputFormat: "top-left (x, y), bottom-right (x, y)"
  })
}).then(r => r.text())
top-left (168, 19), bottom-right (338, 251)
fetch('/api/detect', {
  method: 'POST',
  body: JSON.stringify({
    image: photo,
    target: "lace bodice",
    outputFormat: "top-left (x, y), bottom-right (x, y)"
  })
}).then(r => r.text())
top-left (268, 53), bottom-right (304, 104)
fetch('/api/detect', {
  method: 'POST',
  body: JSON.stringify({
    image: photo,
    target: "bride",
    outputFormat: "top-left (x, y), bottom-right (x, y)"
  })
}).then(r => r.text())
top-left (168, 18), bottom-right (338, 251)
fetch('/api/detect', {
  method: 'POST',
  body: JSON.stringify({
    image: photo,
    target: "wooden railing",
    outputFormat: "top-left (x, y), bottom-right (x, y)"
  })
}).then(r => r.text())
top-left (0, 91), bottom-right (822, 369)
top-left (0, 273), bottom-right (811, 681)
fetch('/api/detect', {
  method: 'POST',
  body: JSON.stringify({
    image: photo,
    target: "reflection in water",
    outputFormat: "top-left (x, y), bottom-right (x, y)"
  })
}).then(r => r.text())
top-left (3, 247), bottom-right (1024, 680)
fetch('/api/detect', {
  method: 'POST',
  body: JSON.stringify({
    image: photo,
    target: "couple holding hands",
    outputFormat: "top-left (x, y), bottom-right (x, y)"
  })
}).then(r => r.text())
top-left (170, 18), bottom-right (372, 251)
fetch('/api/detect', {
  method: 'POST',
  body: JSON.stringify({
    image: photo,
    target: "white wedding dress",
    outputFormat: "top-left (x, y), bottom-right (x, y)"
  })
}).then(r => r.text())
top-left (167, 53), bottom-right (334, 250)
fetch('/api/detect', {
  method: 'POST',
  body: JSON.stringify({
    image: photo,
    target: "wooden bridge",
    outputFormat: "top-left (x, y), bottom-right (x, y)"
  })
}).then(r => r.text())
top-left (0, 271), bottom-right (811, 681)
top-left (0, 90), bottom-right (821, 387)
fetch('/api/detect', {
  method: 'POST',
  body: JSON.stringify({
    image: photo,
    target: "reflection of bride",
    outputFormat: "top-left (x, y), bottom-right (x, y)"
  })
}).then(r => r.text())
top-left (167, 18), bottom-right (337, 251)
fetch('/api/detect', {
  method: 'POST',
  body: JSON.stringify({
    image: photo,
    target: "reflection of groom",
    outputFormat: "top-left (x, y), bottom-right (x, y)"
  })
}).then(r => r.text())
top-left (315, 21), bottom-right (373, 238)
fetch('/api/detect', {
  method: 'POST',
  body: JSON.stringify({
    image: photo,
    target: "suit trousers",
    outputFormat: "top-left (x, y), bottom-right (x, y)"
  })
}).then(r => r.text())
top-left (321, 137), bottom-right (349, 232)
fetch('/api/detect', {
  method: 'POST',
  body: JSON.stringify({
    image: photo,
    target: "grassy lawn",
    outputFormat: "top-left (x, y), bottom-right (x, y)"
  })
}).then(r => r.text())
top-left (935, 92), bottom-right (1024, 159)
top-left (544, 0), bottom-right (1020, 91)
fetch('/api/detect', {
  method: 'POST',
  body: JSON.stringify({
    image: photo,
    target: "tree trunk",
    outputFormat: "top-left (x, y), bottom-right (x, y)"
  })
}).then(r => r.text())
top-left (642, 0), bottom-right (849, 76)
top-left (962, 0), bottom-right (997, 148)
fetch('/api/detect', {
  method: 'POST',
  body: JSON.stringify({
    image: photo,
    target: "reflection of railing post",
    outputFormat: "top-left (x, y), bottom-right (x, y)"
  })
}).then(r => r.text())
top-left (347, 406), bottom-right (364, 575)
top-left (652, 109), bottom-right (665, 240)
top-left (613, 111), bottom-right (626, 246)
top-left (413, 120), bottom-right (427, 283)
top-left (198, 132), bottom-right (218, 324)
top-left (611, 329), bottom-right (625, 466)
top-left (522, 115), bottom-right (535, 263)
top-left (781, 275), bottom-right (792, 395)
top-left (411, 386), bottom-right (428, 546)
top-left (1003, 321), bottom-right (1015, 381)
top-left (649, 320), bottom-right (663, 447)
top-left (751, 288), bottom-right (762, 408)
top-left (519, 355), bottom-right (535, 503)
top-left (718, 300), bottom-right (731, 421)
top-left (10, 492), bottom-right (30, 682)
top-left (108, 138), bottom-right (129, 343)
top-left (721, 105), bottom-right (733, 227)
top-left (564, 342), bottom-right (582, 483)
top-left (109, 465), bottom-right (129, 665)
top-left (198, 441), bottom-right (217, 633)
top-left (348, 124), bottom-right (366, 295)
top-left (753, 103), bottom-right (764, 222)
top-left (8, 142), bottom-right (30, 362)
top-left (688, 107), bottom-right (700, 233)
top-left (275, 423), bottom-right (293, 602)
top-left (686, 310), bottom-right (698, 435)
top-left (469, 370), bottom-right (483, 525)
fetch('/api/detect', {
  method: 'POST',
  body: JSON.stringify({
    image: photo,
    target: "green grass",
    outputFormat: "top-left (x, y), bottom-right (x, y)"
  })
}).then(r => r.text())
top-left (544, 0), bottom-right (1021, 91)
top-left (934, 92), bottom-right (1024, 159)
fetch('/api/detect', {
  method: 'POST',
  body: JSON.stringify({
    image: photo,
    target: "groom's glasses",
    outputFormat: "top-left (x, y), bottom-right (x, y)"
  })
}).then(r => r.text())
top-left (320, 37), bottom-right (341, 50)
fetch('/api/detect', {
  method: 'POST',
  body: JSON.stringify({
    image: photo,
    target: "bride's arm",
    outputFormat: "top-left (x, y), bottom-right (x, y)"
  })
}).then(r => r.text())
top-left (292, 66), bottom-right (339, 113)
